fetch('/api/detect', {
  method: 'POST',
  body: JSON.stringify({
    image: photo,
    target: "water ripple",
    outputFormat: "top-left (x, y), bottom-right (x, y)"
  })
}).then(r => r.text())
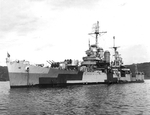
top-left (0, 81), bottom-right (150, 115)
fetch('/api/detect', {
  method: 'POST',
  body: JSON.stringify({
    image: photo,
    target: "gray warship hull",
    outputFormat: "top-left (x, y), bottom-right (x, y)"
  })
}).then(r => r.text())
top-left (7, 61), bottom-right (108, 88)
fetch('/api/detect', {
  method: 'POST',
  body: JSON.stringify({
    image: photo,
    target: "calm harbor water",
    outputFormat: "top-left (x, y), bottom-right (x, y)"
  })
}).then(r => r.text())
top-left (0, 80), bottom-right (150, 115)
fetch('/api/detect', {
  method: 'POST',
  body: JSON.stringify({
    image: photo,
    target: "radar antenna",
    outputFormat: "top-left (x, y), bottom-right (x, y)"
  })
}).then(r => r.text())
top-left (89, 21), bottom-right (107, 48)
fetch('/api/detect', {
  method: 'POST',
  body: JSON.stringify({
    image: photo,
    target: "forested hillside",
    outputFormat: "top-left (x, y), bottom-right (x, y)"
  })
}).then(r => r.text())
top-left (126, 62), bottom-right (150, 79)
top-left (0, 66), bottom-right (9, 81)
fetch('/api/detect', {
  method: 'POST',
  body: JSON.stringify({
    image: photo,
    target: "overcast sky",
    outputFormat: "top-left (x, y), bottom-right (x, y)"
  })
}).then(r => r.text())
top-left (0, 0), bottom-right (150, 65)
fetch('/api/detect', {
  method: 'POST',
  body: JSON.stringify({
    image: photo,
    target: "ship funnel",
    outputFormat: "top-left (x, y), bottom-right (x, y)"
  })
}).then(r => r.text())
top-left (104, 51), bottom-right (110, 63)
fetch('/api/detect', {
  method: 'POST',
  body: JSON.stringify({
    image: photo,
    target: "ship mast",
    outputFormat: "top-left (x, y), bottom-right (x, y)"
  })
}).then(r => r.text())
top-left (113, 36), bottom-right (119, 62)
top-left (88, 39), bottom-right (90, 48)
top-left (111, 36), bottom-right (121, 67)
top-left (89, 21), bottom-right (107, 48)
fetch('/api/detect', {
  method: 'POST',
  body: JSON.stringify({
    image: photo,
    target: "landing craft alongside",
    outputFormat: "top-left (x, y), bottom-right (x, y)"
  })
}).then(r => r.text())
top-left (6, 21), bottom-right (144, 88)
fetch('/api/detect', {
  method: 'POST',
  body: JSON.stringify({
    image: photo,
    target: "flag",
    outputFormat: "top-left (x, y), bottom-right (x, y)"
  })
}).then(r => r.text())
top-left (7, 52), bottom-right (10, 58)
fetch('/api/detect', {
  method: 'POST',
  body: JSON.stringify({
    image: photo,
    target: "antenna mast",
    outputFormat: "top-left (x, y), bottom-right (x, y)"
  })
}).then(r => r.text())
top-left (113, 36), bottom-right (119, 52)
top-left (89, 21), bottom-right (107, 48)
top-left (111, 36), bottom-right (121, 67)
top-left (113, 36), bottom-right (115, 48)
top-left (113, 36), bottom-right (117, 64)
top-left (88, 39), bottom-right (90, 48)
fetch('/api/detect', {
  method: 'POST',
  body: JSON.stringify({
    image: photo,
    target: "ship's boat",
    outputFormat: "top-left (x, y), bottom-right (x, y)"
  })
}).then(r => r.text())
top-left (6, 21), bottom-right (144, 88)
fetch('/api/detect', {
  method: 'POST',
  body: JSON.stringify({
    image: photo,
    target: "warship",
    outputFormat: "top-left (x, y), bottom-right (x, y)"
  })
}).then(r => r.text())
top-left (6, 21), bottom-right (144, 88)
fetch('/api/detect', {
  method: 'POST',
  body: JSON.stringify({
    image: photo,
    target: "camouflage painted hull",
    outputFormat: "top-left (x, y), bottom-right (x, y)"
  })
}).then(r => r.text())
top-left (7, 61), bottom-right (108, 88)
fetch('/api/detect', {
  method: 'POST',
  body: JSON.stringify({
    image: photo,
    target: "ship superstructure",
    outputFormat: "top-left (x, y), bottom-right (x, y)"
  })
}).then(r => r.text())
top-left (80, 21), bottom-right (109, 71)
top-left (109, 36), bottom-right (144, 83)
top-left (74, 21), bottom-right (110, 84)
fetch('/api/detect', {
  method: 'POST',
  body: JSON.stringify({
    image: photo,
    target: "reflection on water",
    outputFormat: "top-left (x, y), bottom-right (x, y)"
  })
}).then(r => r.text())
top-left (0, 80), bottom-right (150, 115)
